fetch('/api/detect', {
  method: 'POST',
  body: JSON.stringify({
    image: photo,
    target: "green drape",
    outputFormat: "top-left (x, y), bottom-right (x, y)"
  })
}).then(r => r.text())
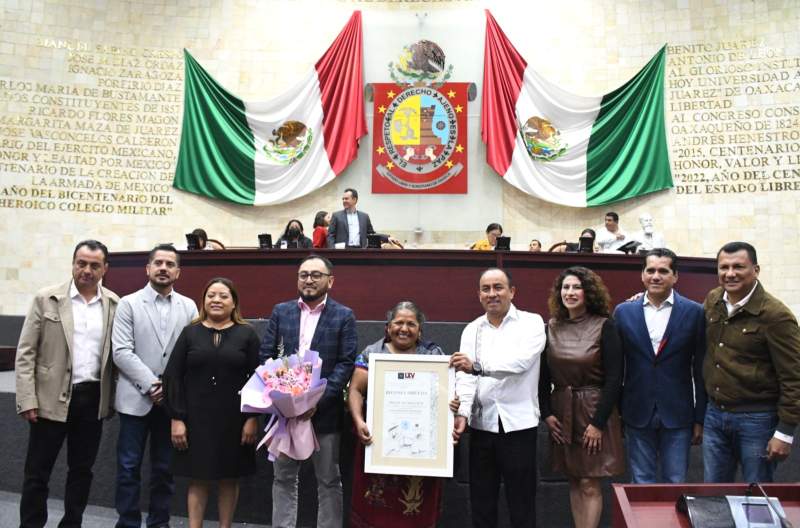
top-left (173, 50), bottom-right (256, 204)
top-left (586, 46), bottom-right (672, 206)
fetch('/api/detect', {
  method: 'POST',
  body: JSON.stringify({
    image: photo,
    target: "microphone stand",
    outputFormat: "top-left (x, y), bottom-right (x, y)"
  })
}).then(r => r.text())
top-left (748, 482), bottom-right (794, 528)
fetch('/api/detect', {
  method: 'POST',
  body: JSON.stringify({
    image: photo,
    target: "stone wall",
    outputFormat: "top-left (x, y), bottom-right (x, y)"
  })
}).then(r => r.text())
top-left (1, 0), bottom-right (798, 314)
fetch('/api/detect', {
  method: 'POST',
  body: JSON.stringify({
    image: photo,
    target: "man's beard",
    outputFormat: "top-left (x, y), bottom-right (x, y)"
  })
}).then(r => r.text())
top-left (150, 275), bottom-right (174, 288)
top-left (299, 287), bottom-right (327, 303)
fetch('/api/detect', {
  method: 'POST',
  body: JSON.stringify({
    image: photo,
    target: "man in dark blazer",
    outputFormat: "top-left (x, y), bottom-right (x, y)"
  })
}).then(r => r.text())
top-left (326, 187), bottom-right (374, 248)
top-left (614, 248), bottom-right (706, 483)
top-left (259, 254), bottom-right (357, 528)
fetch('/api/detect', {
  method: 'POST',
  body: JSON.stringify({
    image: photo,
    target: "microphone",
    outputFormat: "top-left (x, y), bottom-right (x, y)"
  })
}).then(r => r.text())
top-left (748, 482), bottom-right (794, 528)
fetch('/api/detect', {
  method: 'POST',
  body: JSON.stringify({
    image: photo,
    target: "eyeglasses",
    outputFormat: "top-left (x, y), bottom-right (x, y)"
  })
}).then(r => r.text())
top-left (298, 271), bottom-right (331, 282)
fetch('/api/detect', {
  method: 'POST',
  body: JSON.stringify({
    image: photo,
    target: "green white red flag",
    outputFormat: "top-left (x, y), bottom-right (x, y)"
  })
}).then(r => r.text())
top-left (482, 10), bottom-right (672, 207)
top-left (174, 12), bottom-right (366, 205)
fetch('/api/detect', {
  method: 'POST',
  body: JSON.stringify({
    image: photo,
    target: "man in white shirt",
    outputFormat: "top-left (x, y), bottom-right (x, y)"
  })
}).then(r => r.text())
top-left (112, 244), bottom-right (198, 528)
top-left (450, 268), bottom-right (546, 528)
top-left (595, 211), bottom-right (628, 253)
top-left (15, 240), bottom-right (119, 528)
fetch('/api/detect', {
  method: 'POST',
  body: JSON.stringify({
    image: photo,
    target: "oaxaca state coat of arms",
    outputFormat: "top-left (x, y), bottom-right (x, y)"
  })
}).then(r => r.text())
top-left (372, 40), bottom-right (468, 194)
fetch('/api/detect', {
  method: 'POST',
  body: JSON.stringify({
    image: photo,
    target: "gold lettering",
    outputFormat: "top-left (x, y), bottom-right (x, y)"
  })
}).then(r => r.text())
top-left (2, 40), bottom-right (182, 215)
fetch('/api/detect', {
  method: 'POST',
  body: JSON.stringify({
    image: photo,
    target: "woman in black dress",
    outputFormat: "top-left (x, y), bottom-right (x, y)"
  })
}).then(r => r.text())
top-left (163, 277), bottom-right (260, 528)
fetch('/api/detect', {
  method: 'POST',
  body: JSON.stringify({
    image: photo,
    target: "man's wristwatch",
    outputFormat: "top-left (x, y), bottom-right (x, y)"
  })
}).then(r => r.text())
top-left (472, 362), bottom-right (483, 376)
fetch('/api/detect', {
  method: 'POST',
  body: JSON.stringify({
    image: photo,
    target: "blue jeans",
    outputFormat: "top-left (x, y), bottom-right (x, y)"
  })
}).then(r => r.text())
top-left (115, 406), bottom-right (174, 528)
top-left (703, 402), bottom-right (778, 483)
top-left (625, 408), bottom-right (692, 483)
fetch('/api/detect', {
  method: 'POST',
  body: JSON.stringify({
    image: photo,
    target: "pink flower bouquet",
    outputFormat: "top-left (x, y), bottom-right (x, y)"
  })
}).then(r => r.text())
top-left (240, 349), bottom-right (327, 461)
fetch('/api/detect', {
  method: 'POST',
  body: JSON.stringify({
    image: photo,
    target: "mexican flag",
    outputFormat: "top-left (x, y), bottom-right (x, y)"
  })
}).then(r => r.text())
top-left (482, 10), bottom-right (672, 207)
top-left (174, 11), bottom-right (366, 205)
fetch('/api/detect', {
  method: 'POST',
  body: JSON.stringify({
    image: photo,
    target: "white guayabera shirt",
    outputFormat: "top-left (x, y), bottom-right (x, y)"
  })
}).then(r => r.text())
top-left (455, 304), bottom-right (546, 433)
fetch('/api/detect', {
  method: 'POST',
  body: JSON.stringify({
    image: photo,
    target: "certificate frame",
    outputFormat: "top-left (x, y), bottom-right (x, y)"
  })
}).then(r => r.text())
top-left (365, 353), bottom-right (455, 478)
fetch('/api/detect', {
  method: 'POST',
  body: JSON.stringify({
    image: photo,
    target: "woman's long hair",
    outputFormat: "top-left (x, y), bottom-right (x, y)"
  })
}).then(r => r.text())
top-left (282, 219), bottom-right (304, 238)
top-left (547, 266), bottom-right (611, 321)
top-left (313, 211), bottom-right (328, 228)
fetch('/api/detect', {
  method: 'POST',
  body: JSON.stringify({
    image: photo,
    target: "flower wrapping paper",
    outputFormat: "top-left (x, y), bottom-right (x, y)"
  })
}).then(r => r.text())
top-left (240, 349), bottom-right (328, 461)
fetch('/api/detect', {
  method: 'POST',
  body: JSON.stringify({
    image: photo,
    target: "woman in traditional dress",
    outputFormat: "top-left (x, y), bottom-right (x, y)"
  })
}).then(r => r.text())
top-left (347, 301), bottom-right (445, 528)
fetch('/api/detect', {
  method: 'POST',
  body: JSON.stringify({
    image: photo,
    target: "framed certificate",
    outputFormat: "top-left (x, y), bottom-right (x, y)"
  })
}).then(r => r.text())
top-left (365, 353), bottom-right (455, 478)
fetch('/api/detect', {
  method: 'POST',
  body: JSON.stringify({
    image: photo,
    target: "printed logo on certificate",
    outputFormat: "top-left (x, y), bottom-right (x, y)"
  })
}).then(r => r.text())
top-left (365, 354), bottom-right (454, 478)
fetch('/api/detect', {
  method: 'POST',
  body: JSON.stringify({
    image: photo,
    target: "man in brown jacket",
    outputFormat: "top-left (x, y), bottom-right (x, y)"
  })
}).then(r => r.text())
top-left (702, 241), bottom-right (800, 483)
top-left (15, 240), bottom-right (119, 528)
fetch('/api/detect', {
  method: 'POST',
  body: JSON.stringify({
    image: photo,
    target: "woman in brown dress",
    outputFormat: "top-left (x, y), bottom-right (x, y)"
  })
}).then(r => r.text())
top-left (539, 266), bottom-right (624, 528)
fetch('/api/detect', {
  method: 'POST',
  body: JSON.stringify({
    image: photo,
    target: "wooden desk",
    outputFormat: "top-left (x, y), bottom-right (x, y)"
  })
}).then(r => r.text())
top-left (612, 483), bottom-right (800, 527)
top-left (105, 249), bottom-right (719, 321)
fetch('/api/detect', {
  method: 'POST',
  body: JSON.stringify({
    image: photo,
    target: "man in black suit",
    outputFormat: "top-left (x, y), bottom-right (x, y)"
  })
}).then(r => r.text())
top-left (326, 188), bottom-right (375, 248)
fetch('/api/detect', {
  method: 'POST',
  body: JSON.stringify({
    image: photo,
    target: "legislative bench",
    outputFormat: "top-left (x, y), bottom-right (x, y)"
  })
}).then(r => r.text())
top-left (104, 248), bottom-right (719, 322)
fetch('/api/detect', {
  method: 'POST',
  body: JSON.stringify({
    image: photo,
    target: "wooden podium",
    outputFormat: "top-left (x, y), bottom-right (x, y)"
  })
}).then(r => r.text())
top-left (104, 249), bottom-right (718, 321)
top-left (612, 483), bottom-right (800, 527)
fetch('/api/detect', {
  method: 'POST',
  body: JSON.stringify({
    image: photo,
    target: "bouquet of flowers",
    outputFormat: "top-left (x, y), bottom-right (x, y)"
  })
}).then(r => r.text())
top-left (240, 349), bottom-right (327, 461)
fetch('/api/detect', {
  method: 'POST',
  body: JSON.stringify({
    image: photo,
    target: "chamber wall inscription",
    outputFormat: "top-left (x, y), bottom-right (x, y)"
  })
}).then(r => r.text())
top-left (0, 38), bottom-right (182, 215)
top-left (667, 39), bottom-right (800, 196)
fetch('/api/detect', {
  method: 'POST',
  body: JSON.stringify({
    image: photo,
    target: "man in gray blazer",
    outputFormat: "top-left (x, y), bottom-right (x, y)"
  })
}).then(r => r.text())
top-left (16, 240), bottom-right (118, 528)
top-left (112, 244), bottom-right (198, 528)
top-left (326, 188), bottom-right (375, 248)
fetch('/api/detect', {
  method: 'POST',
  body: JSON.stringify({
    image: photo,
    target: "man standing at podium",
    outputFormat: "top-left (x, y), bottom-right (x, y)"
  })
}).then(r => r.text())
top-left (614, 248), bottom-right (706, 483)
top-left (702, 242), bottom-right (800, 483)
top-left (326, 188), bottom-right (375, 248)
top-left (595, 211), bottom-right (628, 253)
top-left (259, 254), bottom-right (358, 528)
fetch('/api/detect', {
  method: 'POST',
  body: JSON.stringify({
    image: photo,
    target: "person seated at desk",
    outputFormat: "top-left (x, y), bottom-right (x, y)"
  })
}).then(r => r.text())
top-left (192, 228), bottom-right (225, 250)
top-left (596, 212), bottom-right (628, 253)
top-left (275, 219), bottom-right (312, 249)
top-left (471, 223), bottom-right (503, 251)
top-left (311, 211), bottom-right (330, 249)
top-left (550, 229), bottom-right (598, 253)
top-left (529, 239), bottom-right (543, 252)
